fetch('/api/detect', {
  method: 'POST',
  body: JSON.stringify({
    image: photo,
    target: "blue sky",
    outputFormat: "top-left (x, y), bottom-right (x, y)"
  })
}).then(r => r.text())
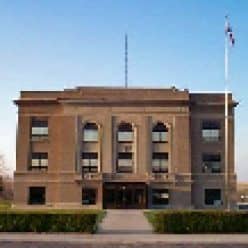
top-left (0, 0), bottom-right (247, 180)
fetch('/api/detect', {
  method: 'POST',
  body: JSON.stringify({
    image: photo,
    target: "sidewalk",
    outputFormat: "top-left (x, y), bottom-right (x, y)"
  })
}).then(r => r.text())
top-left (0, 233), bottom-right (248, 244)
top-left (98, 209), bottom-right (153, 234)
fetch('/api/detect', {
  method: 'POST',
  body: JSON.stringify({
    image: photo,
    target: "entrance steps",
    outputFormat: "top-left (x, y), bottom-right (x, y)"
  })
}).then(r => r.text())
top-left (97, 210), bottom-right (153, 234)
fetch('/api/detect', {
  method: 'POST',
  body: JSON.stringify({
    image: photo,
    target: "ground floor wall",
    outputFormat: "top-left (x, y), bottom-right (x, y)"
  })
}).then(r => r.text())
top-left (13, 173), bottom-right (237, 210)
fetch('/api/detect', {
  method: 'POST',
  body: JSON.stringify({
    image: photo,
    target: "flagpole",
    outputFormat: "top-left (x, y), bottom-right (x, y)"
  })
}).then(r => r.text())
top-left (125, 33), bottom-right (128, 88)
top-left (224, 16), bottom-right (230, 210)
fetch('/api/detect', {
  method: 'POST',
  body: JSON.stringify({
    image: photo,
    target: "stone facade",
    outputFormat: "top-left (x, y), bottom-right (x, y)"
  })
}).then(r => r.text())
top-left (13, 87), bottom-right (237, 209)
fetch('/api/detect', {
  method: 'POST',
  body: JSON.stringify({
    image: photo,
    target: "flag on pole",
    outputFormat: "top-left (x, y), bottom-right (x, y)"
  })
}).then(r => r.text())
top-left (225, 16), bottom-right (235, 46)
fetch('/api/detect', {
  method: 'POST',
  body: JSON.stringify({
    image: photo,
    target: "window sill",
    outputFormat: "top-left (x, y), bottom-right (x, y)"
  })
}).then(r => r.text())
top-left (31, 136), bottom-right (49, 142)
top-left (152, 141), bottom-right (168, 144)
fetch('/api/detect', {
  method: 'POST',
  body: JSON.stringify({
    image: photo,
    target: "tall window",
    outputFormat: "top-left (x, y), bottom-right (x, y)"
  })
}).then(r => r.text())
top-left (152, 188), bottom-right (169, 205)
top-left (152, 153), bottom-right (168, 173)
top-left (202, 120), bottom-right (220, 142)
top-left (205, 189), bottom-right (221, 206)
top-left (31, 153), bottom-right (48, 170)
top-left (82, 152), bottom-right (98, 173)
top-left (117, 122), bottom-right (133, 142)
top-left (28, 187), bottom-right (46, 205)
top-left (152, 122), bottom-right (168, 142)
top-left (117, 152), bottom-right (133, 173)
top-left (31, 117), bottom-right (48, 137)
top-left (83, 122), bottom-right (98, 142)
top-left (202, 153), bottom-right (221, 173)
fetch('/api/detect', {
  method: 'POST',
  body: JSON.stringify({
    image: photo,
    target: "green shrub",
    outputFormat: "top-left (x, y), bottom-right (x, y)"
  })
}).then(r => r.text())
top-left (0, 210), bottom-right (100, 233)
top-left (146, 210), bottom-right (248, 233)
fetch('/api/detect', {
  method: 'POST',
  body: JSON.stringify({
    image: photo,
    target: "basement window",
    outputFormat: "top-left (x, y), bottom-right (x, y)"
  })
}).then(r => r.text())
top-left (82, 188), bottom-right (97, 205)
top-left (152, 188), bottom-right (169, 205)
top-left (205, 189), bottom-right (222, 206)
top-left (28, 187), bottom-right (46, 205)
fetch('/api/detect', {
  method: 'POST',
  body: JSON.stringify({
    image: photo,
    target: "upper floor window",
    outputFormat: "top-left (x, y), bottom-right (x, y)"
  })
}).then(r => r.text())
top-left (31, 117), bottom-right (48, 137)
top-left (152, 153), bottom-right (168, 173)
top-left (117, 122), bottom-right (133, 142)
top-left (83, 123), bottom-right (98, 142)
top-left (30, 153), bottom-right (48, 170)
top-left (202, 120), bottom-right (220, 142)
top-left (202, 153), bottom-right (221, 173)
top-left (81, 152), bottom-right (98, 173)
top-left (152, 122), bottom-right (168, 143)
top-left (117, 152), bottom-right (133, 173)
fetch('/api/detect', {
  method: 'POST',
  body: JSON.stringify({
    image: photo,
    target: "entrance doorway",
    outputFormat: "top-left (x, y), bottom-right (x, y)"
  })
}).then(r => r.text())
top-left (103, 183), bottom-right (147, 209)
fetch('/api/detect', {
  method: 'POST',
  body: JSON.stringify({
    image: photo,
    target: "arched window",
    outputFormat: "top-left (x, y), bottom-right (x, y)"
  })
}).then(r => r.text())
top-left (117, 122), bottom-right (133, 142)
top-left (83, 122), bottom-right (98, 142)
top-left (152, 122), bottom-right (168, 142)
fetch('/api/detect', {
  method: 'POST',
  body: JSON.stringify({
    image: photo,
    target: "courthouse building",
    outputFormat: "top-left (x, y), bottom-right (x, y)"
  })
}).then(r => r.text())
top-left (13, 86), bottom-right (237, 209)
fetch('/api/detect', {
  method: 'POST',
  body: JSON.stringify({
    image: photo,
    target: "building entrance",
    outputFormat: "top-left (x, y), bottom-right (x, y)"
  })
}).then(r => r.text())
top-left (103, 183), bottom-right (147, 209)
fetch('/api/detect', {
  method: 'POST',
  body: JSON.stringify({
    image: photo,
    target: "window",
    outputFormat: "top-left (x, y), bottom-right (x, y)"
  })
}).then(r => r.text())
top-left (202, 120), bottom-right (220, 142)
top-left (205, 189), bottom-right (221, 206)
top-left (117, 122), bottom-right (133, 142)
top-left (83, 123), bottom-right (98, 142)
top-left (152, 188), bottom-right (169, 205)
top-left (82, 188), bottom-right (97, 205)
top-left (152, 122), bottom-right (168, 142)
top-left (152, 153), bottom-right (168, 173)
top-left (81, 153), bottom-right (98, 173)
top-left (202, 153), bottom-right (221, 173)
top-left (117, 152), bottom-right (133, 173)
top-left (29, 187), bottom-right (46, 205)
top-left (31, 117), bottom-right (48, 137)
top-left (30, 153), bottom-right (48, 170)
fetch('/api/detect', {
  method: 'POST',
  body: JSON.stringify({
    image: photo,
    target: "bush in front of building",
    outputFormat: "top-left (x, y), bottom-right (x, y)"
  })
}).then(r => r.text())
top-left (0, 210), bottom-right (101, 233)
top-left (146, 210), bottom-right (248, 233)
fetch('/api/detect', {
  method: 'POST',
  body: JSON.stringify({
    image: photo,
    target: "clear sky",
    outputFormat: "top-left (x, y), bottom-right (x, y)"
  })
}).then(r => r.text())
top-left (0, 0), bottom-right (247, 180)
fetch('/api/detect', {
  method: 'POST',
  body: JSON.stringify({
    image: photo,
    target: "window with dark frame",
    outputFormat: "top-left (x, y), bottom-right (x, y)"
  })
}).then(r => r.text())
top-left (81, 152), bottom-right (98, 173)
top-left (83, 123), bottom-right (98, 142)
top-left (28, 187), bottom-right (46, 205)
top-left (152, 188), bottom-right (169, 205)
top-left (152, 153), bottom-right (168, 173)
top-left (117, 152), bottom-right (133, 173)
top-left (152, 122), bottom-right (168, 143)
top-left (82, 188), bottom-right (97, 205)
top-left (202, 153), bottom-right (221, 173)
top-left (117, 122), bottom-right (133, 142)
top-left (205, 189), bottom-right (221, 206)
top-left (30, 153), bottom-right (48, 170)
top-left (202, 120), bottom-right (220, 142)
top-left (31, 117), bottom-right (48, 137)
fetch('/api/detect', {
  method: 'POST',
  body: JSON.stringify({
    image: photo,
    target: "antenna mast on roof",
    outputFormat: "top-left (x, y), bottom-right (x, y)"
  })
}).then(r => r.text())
top-left (125, 33), bottom-right (128, 88)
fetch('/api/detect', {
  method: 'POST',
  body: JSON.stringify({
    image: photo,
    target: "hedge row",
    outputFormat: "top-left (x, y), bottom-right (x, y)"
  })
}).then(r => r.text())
top-left (146, 210), bottom-right (248, 233)
top-left (0, 211), bottom-right (100, 233)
